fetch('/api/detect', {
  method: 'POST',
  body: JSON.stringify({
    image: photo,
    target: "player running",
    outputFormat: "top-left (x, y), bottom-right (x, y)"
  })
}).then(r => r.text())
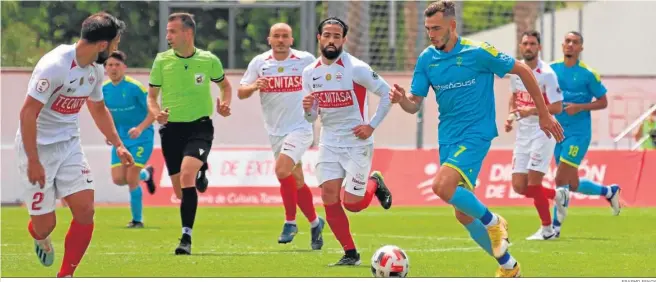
top-left (389, 1), bottom-right (564, 277)
top-left (17, 12), bottom-right (130, 277)
top-left (148, 12), bottom-right (232, 255)
top-left (238, 23), bottom-right (325, 249)
top-left (504, 31), bottom-right (569, 241)
top-left (302, 17), bottom-right (394, 266)
top-left (550, 31), bottom-right (621, 237)
top-left (103, 50), bottom-right (157, 228)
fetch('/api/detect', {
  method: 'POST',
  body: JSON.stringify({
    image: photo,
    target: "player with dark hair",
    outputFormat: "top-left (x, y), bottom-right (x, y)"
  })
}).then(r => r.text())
top-left (504, 31), bottom-right (569, 241)
top-left (302, 16), bottom-right (394, 266)
top-left (17, 12), bottom-right (129, 277)
top-left (148, 12), bottom-right (233, 255)
top-left (238, 23), bottom-right (325, 248)
top-left (103, 50), bottom-right (157, 228)
top-left (390, 0), bottom-right (564, 277)
top-left (549, 31), bottom-right (621, 237)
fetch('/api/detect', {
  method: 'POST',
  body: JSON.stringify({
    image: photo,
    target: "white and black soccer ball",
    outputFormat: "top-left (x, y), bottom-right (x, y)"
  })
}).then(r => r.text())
top-left (370, 245), bottom-right (409, 278)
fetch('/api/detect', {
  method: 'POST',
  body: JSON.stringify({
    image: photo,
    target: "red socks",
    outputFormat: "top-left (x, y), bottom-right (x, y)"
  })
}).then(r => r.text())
top-left (297, 184), bottom-right (317, 222)
top-left (324, 201), bottom-right (355, 251)
top-left (343, 179), bottom-right (377, 212)
top-left (278, 175), bottom-right (298, 222)
top-left (28, 220), bottom-right (44, 240)
top-left (541, 186), bottom-right (556, 200)
top-left (57, 220), bottom-right (94, 278)
top-left (527, 185), bottom-right (552, 226)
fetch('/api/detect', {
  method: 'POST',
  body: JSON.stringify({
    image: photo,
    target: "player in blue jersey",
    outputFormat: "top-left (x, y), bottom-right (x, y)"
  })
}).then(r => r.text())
top-left (549, 32), bottom-right (622, 237)
top-left (389, 1), bottom-right (564, 277)
top-left (103, 51), bottom-right (157, 228)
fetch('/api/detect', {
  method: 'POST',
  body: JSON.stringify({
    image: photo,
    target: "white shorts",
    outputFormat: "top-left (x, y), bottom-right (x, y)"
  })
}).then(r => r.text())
top-left (512, 134), bottom-right (557, 174)
top-left (268, 130), bottom-right (313, 164)
top-left (16, 136), bottom-right (94, 215)
top-left (316, 144), bottom-right (374, 197)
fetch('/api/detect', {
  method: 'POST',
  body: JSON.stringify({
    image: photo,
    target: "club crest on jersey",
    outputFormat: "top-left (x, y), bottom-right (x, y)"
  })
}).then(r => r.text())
top-left (88, 74), bottom-right (95, 85)
top-left (195, 73), bottom-right (205, 85)
top-left (326, 73), bottom-right (332, 81)
top-left (35, 79), bottom-right (50, 93)
top-left (277, 66), bottom-right (284, 73)
top-left (336, 72), bottom-right (343, 81)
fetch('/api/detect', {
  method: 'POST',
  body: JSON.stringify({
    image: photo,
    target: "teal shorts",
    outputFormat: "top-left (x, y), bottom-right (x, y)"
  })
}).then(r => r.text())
top-left (553, 135), bottom-right (590, 168)
top-left (439, 138), bottom-right (491, 190)
top-left (111, 139), bottom-right (153, 168)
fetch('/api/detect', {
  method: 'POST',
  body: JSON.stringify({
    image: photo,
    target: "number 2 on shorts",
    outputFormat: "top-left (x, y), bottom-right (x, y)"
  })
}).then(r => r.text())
top-left (454, 145), bottom-right (467, 157)
top-left (136, 146), bottom-right (144, 158)
top-left (32, 192), bottom-right (44, 211)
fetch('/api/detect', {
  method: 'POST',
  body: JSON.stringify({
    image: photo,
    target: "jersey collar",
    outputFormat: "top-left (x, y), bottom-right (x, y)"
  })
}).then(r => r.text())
top-left (174, 48), bottom-right (197, 59)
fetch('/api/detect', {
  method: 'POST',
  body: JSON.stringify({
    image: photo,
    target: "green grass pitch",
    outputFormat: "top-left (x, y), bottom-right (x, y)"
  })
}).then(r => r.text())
top-left (2, 206), bottom-right (655, 277)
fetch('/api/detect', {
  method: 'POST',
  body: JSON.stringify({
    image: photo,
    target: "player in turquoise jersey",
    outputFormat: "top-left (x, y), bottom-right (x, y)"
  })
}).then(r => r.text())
top-left (550, 32), bottom-right (621, 237)
top-left (103, 51), bottom-right (157, 228)
top-left (389, 1), bottom-right (564, 277)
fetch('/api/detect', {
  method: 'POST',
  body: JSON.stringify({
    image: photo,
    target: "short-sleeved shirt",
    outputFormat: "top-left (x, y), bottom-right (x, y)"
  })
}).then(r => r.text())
top-left (509, 59), bottom-right (563, 138)
top-left (149, 48), bottom-right (225, 122)
top-left (240, 49), bottom-right (315, 136)
top-left (550, 60), bottom-right (607, 137)
top-left (16, 44), bottom-right (105, 145)
top-left (103, 75), bottom-right (153, 143)
top-left (410, 37), bottom-right (516, 145)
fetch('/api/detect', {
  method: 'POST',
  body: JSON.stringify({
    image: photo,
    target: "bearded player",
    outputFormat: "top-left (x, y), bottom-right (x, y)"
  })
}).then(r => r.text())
top-left (238, 23), bottom-right (325, 249)
top-left (504, 31), bottom-right (569, 240)
top-left (302, 17), bottom-right (394, 266)
top-left (17, 12), bottom-right (130, 277)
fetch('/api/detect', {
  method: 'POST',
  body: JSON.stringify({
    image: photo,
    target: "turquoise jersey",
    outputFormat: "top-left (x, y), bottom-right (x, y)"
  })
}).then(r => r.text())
top-left (410, 37), bottom-right (516, 145)
top-left (102, 75), bottom-right (154, 145)
top-left (550, 60), bottom-right (607, 137)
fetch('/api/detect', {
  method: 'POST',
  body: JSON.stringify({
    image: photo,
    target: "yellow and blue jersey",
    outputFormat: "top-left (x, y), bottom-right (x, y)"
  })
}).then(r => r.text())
top-left (103, 75), bottom-right (154, 144)
top-left (550, 60), bottom-right (607, 137)
top-left (410, 37), bottom-right (516, 145)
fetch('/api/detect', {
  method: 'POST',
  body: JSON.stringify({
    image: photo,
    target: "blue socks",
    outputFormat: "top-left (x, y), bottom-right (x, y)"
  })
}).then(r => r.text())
top-left (130, 186), bottom-right (143, 222)
top-left (578, 178), bottom-right (609, 197)
top-left (464, 220), bottom-right (492, 256)
top-left (448, 186), bottom-right (496, 226)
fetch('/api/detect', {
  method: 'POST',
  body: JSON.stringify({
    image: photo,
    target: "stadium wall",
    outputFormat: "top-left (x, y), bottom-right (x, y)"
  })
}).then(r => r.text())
top-left (1, 70), bottom-right (655, 205)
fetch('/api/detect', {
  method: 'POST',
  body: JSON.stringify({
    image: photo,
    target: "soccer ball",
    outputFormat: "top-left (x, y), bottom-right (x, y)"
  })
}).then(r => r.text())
top-left (370, 245), bottom-right (409, 278)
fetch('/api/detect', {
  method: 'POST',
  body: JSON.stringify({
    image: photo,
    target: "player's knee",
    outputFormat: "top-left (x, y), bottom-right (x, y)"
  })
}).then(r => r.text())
top-left (320, 185), bottom-right (340, 205)
top-left (179, 169), bottom-right (197, 188)
top-left (294, 177), bottom-right (305, 189)
top-left (126, 178), bottom-right (140, 190)
top-left (70, 203), bottom-right (95, 225)
top-left (432, 177), bottom-right (456, 202)
top-left (274, 165), bottom-right (292, 180)
top-left (32, 215), bottom-right (57, 238)
top-left (454, 209), bottom-right (474, 225)
top-left (511, 181), bottom-right (527, 195)
top-left (111, 175), bottom-right (127, 186)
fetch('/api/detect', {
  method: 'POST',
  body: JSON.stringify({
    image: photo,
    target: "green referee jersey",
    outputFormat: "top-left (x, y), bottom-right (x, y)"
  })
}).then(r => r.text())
top-left (149, 48), bottom-right (225, 122)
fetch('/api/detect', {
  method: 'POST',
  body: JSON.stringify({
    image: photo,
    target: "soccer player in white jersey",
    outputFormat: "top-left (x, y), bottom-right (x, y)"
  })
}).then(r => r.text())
top-left (16, 12), bottom-right (131, 277)
top-left (504, 31), bottom-right (569, 241)
top-left (302, 17), bottom-right (394, 266)
top-left (238, 23), bottom-right (325, 249)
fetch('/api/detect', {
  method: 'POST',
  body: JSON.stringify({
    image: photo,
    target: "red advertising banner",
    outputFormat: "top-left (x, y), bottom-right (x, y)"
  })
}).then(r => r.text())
top-left (143, 148), bottom-right (656, 207)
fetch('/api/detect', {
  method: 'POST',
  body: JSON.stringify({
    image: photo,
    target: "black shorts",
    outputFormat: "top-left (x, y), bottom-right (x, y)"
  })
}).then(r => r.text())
top-left (159, 116), bottom-right (213, 176)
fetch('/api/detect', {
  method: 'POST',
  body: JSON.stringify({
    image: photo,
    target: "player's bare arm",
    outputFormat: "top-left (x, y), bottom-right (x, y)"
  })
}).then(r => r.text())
top-left (129, 112), bottom-right (156, 139)
top-left (564, 95), bottom-right (607, 115)
top-left (87, 99), bottom-right (134, 166)
top-left (147, 86), bottom-right (169, 124)
top-left (389, 84), bottom-right (424, 114)
top-left (353, 68), bottom-right (393, 140)
top-left (19, 96), bottom-right (47, 188)
top-left (509, 62), bottom-right (564, 141)
top-left (505, 93), bottom-right (517, 132)
top-left (216, 78), bottom-right (233, 117)
top-left (237, 78), bottom-right (267, 100)
top-left (302, 94), bottom-right (319, 123)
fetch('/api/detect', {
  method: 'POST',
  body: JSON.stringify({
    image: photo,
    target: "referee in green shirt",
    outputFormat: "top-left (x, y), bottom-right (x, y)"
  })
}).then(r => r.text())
top-left (147, 12), bottom-right (232, 255)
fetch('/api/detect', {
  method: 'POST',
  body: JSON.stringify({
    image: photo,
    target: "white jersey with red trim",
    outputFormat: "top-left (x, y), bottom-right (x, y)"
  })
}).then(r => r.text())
top-left (17, 44), bottom-right (105, 145)
top-left (509, 59), bottom-right (563, 138)
top-left (302, 52), bottom-right (392, 147)
top-left (240, 49), bottom-right (315, 136)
